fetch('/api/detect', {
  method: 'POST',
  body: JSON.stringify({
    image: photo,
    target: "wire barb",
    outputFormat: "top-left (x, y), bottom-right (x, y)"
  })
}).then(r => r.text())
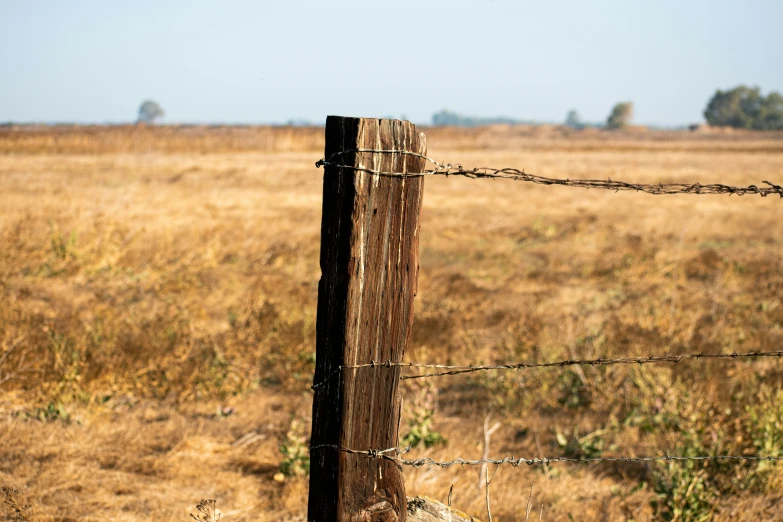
top-left (316, 149), bottom-right (783, 197)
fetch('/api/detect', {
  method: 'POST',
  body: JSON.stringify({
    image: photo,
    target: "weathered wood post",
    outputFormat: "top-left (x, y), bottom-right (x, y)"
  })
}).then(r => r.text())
top-left (308, 117), bottom-right (426, 522)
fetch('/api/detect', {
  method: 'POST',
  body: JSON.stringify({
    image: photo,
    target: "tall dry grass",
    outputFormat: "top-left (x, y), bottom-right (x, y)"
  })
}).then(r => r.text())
top-left (3, 122), bottom-right (783, 155)
top-left (0, 124), bottom-right (324, 154)
top-left (1, 125), bottom-right (782, 520)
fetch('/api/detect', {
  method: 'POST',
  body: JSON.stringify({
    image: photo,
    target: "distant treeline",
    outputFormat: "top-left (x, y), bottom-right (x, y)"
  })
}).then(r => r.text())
top-left (431, 110), bottom-right (534, 127)
top-left (433, 85), bottom-right (783, 131)
top-left (432, 109), bottom-right (605, 129)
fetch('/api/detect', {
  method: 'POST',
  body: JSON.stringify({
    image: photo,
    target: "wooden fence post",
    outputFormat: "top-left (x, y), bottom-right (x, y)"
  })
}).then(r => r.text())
top-left (308, 116), bottom-right (426, 522)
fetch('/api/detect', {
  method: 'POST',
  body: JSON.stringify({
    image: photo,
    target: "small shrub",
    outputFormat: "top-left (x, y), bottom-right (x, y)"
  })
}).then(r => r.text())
top-left (279, 418), bottom-right (310, 477)
top-left (35, 402), bottom-right (70, 422)
top-left (401, 379), bottom-right (447, 449)
top-left (649, 414), bottom-right (721, 520)
top-left (557, 370), bottom-right (592, 409)
top-left (652, 463), bottom-right (715, 522)
top-left (38, 222), bottom-right (79, 277)
top-left (190, 499), bottom-right (220, 522)
top-left (555, 427), bottom-right (614, 459)
top-left (402, 408), bottom-right (447, 449)
top-left (745, 386), bottom-right (783, 482)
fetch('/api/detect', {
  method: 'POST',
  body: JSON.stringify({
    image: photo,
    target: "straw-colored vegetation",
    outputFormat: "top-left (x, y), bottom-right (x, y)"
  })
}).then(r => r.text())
top-left (1, 124), bottom-right (782, 521)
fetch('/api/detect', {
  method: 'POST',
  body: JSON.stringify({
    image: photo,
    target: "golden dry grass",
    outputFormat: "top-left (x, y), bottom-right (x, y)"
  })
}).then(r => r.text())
top-left (1, 125), bottom-right (782, 521)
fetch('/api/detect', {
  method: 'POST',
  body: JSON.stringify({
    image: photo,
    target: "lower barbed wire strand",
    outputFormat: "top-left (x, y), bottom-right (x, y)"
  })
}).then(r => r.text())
top-left (315, 149), bottom-right (783, 197)
top-left (307, 444), bottom-right (783, 468)
top-left (310, 349), bottom-right (783, 389)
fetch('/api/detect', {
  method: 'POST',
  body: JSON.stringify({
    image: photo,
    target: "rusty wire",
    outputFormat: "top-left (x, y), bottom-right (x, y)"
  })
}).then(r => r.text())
top-left (315, 149), bottom-right (783, 197)
top-left (310, 349), bottom-right (783, 390)
top-left (310, 148), bottom-right (783, 479)
top-left (309, 349), bottom-right (783, 468)
top-left (308, 444), bottom-right (783, 468)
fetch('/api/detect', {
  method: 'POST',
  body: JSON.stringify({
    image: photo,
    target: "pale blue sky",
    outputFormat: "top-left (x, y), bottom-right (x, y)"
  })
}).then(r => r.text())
top-left (1, 0), bottom-right (781, 126)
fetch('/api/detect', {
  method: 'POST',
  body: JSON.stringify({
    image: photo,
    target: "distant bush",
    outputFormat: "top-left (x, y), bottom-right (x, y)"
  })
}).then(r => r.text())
top-left (137, 100), bottom-right (165, 124)
top-left (564, 109), bottom-right (584, 129)
top-left (704, 86), bottom-right (783, 130)
top-left (606, 102), bottom-right (633, 129)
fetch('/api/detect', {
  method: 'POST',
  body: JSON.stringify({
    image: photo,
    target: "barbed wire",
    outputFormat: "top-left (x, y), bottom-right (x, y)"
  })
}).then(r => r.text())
top-left (310, 349), bottom-right (783, 390)
top-left (315, 149), bottom-right (783, 197)
top-left (308, 444), bottom-right (783, 468)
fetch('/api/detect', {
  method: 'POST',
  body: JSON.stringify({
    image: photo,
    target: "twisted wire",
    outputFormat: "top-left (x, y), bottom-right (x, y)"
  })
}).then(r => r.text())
top-left (310, 349), bottom-right (783, 390)
top-left (315, 149), bottom-right (783, 197)
top-left (308, 444), bottom-right (783, 468)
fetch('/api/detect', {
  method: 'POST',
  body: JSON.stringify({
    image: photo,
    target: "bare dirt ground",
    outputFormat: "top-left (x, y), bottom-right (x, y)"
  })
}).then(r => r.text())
top-left (1, 125), bottom-right (782, 521)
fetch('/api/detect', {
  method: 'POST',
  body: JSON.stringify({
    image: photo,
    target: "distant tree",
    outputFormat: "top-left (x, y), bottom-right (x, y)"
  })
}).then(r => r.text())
top-left (703, 86), bottom-right (760, 129)
top-left (760, 91), bottom-right (783, 130)
top-left (606, 102), bottom-right (633, 129)
top-left (565, 109), bottom-right (583, 129)
top-left (137, 100), bottom-right (165, 124)
top-left (703, 86), bottom-right (783, 130)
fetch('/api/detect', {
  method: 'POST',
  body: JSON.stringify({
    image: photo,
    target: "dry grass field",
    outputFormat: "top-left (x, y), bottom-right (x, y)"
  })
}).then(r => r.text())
top-left (1, 124), bottom-right (782, 521)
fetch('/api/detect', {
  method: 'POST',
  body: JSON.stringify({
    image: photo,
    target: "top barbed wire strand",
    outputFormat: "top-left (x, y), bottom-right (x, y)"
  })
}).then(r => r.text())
top-left (315, 149), bottom-right (783, 197)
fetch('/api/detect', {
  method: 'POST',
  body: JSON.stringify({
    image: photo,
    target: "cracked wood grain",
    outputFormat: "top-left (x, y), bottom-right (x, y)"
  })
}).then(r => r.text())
top-left (308, 116), bottom-right (426, 522)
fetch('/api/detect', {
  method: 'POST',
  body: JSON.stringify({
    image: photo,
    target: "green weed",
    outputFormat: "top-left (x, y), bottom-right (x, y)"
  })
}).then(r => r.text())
top-left (402, 408), bottom-right (447, 449)
top-left (279, 418), bottom-right (310, 477)
top-left (555, 427), bottom-right (614, 459)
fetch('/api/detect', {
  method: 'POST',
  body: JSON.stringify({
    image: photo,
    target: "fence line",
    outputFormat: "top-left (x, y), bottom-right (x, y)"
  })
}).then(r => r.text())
top-left (316, 149), bottom-right (783, 197)
top-left (310, 349), bottom-right (783, 390)
top-left (308, 444), bottom-right (783, 468)
top-left (308, 118), bottom-right (783, 520)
